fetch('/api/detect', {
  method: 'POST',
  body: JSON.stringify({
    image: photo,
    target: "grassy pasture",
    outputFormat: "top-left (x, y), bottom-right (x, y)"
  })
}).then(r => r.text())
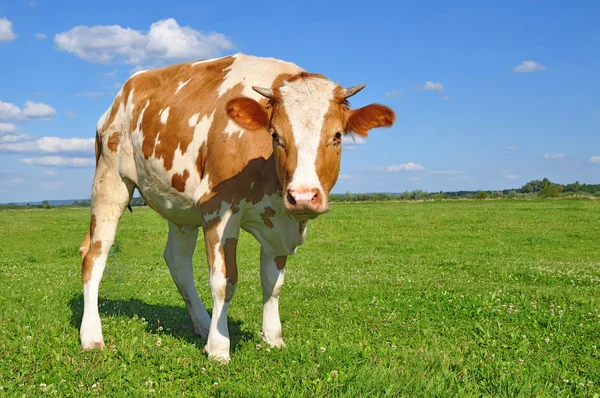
top-left (0, 199), bottom-right (599, 396)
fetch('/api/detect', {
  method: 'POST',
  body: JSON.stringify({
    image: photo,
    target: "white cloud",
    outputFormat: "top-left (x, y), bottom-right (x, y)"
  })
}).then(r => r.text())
top-left (338, 174), bottom-right (354, 180)
top-left (543, 153), bottom-right (565, 159)
top-left (588, 156), bottom-right (600, 164)
top-left (503, 173), bottom-right (519, 180)
top-left (513, 60), bottom-right (547, 73)
top-left (385, 89), bottom-right (403, 98)
top-left (0, 101), bottom-right (23, 120)
top-left (22, 101), bottom-right (56, 119)
top-left (0, 133), bottom-right (32, 143)
top-left (74, 91), bottom-right (103, 99)
top-left (376, 162), bottom-right (426, 172)
top-left (64, 110), bottom-right (77, 118)
top-left (0, 137), bottom-right (94, 154)
top-left (418, 81), bottom-right (444, 91)
top-left (0, 100), bottom-right (56, 121)
top-left (43, 181), bottom-right (64, 190)
top-left (0, 17), bottom-right (16, 42)
top-left (54, 18), bottom-right (233, 65)
top-left (441, 96), bottom-right (451, 101)
top-left (508, 146), bottom-right (522, 152)
top-left (0, 122), bottom-right (17, 134)
top-left (342, 133), bottom-right (367, 150)
top-left (34, 33), bottom-right (46, 40)
top-left (44, 170), bottom-right (59, 177)
top-left (105, 70), bottom-right (118, 79)
top-left (21, 156), bottom-right (95, 168)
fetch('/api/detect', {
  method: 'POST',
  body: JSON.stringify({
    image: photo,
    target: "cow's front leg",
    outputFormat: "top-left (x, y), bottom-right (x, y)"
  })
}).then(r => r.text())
top-left (202, 210), bottom-right (241, 362)
top-left (260, 247), bottom-right (286, 348)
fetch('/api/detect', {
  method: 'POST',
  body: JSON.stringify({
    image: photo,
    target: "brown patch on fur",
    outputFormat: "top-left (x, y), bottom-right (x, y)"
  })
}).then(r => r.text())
top-left (345, 104), bottom-right (395, 137)
top-left (82, 241), bottom-right (102, 284)
top-left (220, 238), bottom-right (238, 285)
top-left (107, 131), bottom-right (120, 152)
top-left (274, 256), bottom-right (287, 270)
top-left (79, 214), bottom-right (96, 259)
top-left (260, 207), bottom-right (276, 228)
top-left (94, 131), bottom-right (102, 167)
top-left (203, 218), bottom-right (220, 274)
top-left (171, 169), bottom-right (190, 192)
top-left (127, 56), bottom-right (236, 171)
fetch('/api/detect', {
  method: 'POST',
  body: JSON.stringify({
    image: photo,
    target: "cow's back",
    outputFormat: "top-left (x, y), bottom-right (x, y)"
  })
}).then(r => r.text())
top-left (98, 54), bottom-right (303, 226)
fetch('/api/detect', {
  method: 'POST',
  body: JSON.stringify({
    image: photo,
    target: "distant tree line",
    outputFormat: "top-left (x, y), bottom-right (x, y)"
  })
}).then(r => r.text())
top-left (0, 196), bottom-right (146, 210)
top-left (330, 178), bottom-right (600, 202)
top-left (1, 178), bottom-right (599, 210)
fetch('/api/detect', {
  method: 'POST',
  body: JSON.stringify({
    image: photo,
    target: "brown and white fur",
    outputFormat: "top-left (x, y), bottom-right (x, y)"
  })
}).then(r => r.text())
top-left (78, 53), bottom-right (395, 362)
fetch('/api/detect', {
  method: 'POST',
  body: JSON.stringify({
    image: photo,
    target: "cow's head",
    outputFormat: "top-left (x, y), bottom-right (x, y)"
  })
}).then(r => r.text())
top-left (227, 73), bottom-right (395, 220)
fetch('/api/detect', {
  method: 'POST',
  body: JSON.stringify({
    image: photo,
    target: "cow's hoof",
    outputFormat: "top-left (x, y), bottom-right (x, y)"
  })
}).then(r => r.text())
top-left (260, 331), bottom-right (286, 348)
top-left (203, 345), bottom-right (230, 364)
top-left (81, 339), bottom-right (104, 351)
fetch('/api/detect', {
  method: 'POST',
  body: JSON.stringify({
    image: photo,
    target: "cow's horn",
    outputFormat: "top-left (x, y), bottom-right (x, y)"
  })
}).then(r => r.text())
top-left (252, 86), bottom-right (274, 98)
top-left (341, 84), bottom-right (366, 99)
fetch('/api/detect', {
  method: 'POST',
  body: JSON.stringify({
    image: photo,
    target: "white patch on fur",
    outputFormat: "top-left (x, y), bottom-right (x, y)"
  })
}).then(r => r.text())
top-left (175, 78), bottom-right (192, 94)
top-left (131, 69), bottom-right (148, 78)
top-left (188, 113), bottom-right (200, 127)
top-left (191, 54), bottom-right (234, 67)
top-left (218, 54), bottom-right (303, 100)
top-left (223, 119), bottom-right (243, 137)
top-left (281, 77), bottom-right (336, 191)
top-left (159, 107), bottom-right (170, 125)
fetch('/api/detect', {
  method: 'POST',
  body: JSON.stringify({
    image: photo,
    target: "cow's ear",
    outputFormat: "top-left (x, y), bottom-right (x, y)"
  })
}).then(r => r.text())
top-left (345, 104), bottom-right (395, 137)
top-left (226, 97), bottom-right (269, 130)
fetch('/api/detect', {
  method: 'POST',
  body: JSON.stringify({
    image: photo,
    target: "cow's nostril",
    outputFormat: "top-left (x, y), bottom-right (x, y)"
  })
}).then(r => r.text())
top-left (311, 190), bottom-right (319, 202)
top-left (287, 191), bottom-right (296, 206)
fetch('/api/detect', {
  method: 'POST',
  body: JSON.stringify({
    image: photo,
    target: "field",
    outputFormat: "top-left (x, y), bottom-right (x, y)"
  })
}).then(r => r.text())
top-left (1, 199), bottom-right (599, 396)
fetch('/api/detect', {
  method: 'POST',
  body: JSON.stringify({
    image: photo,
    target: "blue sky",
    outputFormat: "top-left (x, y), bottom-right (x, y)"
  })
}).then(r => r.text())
top-left (0, 0), bottom-right (598, 203)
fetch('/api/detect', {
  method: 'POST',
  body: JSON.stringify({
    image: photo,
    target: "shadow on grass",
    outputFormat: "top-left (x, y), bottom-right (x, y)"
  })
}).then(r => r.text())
top-left (68, 294), bottom-right (254, 352)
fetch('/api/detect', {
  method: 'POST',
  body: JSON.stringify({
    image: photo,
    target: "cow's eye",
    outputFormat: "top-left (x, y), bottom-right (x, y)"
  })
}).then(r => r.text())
top-left (272, 130), bottom-right (283, 147)
top-left (333, 132), bottom-right (342, 146)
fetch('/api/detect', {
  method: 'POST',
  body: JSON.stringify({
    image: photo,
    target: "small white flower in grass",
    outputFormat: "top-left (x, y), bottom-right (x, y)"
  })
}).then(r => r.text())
top-left (255, 344), bottom-right (262, 351)
top-left (563, 379), bottom-right (569, 383)
top-left (578, 383), bottom-right (584, 387)
top-left (40, 383), bottom-right (47, 390)
top-left (92, 383), bottom-right (99, 389)
top-left (545, 337), bottom-right (550, 343)
top-left (518, 358), bottom-right (524, 365)
top-left (522, 335), bottom-right (527, 340)
top-left (213, 383), bottom-right (219, 387)
top-left (145, 380), bottom-right (154, 387)
top-left (149, 389), bottom-right (155, 393)
top-left (155, 338), bottom-right (162, 347)
top-left (201, 367), bottom-right (206, 374)
top-left (331, 370), bottom-right (338, 379)
top-left (320, 347), bottom-right (326, 353)
top-left (26, 336), bottom-right (32, 340)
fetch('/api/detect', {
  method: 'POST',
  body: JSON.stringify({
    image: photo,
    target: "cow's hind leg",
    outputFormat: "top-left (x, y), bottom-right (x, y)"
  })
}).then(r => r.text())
top-left (260, 248), bottom-right (286, 348)
top-left (164, 221), bottom-right (211, 338)
top-left (80, 160), bottom-right (133, 350)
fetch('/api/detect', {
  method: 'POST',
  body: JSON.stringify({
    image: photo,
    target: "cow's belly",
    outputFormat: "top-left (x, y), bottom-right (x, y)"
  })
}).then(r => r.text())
top-left (241, 195), bottom-right (307, 256)
top-left (133, 160), bottom-right (204, 227)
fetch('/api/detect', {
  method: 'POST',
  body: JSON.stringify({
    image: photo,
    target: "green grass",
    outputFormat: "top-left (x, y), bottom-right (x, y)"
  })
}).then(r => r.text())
top-left (1, 199), bottom-right (599, 397)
